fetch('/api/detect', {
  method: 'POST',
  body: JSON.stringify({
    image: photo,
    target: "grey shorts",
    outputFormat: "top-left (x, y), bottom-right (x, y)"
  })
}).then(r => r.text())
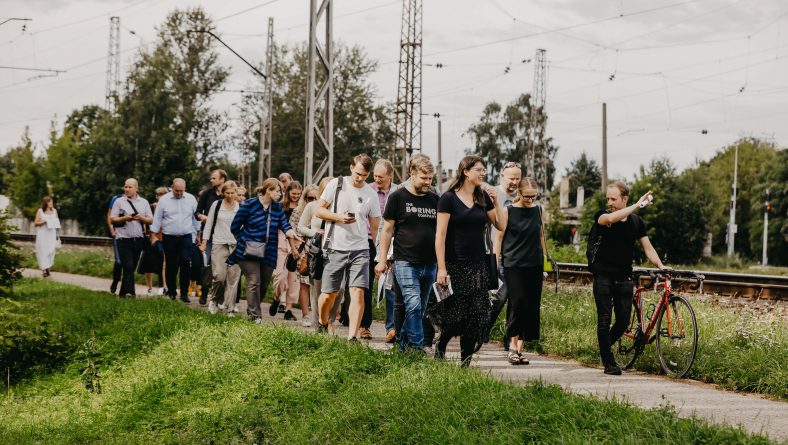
top-left (320, 248), bottom-right (370, 293)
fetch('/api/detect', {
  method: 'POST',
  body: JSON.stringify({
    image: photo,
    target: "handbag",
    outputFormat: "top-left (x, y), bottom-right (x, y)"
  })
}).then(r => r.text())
top-left (244, 206), bottom-right (272, 259)
top-left (201, 201), bottom-right (223, 287)
top-left (483, 225), bottom-right (499, 291)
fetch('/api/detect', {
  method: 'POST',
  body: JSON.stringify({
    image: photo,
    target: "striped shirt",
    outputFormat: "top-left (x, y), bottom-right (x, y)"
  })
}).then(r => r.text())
top-left (227, 197), bottom-right (292, 268)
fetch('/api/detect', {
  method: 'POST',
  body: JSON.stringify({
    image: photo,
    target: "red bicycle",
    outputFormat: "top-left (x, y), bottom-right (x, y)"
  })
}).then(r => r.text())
top-left (613, 269), bottom-right (704, 378)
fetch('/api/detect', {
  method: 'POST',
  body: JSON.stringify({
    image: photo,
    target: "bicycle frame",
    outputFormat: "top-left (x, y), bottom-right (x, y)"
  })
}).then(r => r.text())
top-left (633, 278), bottom-right (672, 344)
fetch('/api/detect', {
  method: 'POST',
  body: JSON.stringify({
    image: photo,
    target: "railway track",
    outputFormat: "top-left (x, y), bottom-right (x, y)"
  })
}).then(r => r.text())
top-left (11, 233), bottom-right (786, 300)
top-left (552, 263), bottom-right (787, 301)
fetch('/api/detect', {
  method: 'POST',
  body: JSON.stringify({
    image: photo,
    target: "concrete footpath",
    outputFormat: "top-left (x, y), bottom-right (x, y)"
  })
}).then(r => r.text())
top-left (23, 269), bottom-right (788, 442)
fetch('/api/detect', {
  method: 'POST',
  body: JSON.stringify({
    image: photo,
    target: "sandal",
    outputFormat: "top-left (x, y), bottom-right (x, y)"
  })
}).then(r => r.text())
top-left (507, 351), bottom-right (520, 365)
top-left (518, 352), bottom-right (529, 365)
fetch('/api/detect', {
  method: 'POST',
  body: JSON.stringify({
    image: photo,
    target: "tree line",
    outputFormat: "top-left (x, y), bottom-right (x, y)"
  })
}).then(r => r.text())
top-left (0, 7), bottom-right (392, 235)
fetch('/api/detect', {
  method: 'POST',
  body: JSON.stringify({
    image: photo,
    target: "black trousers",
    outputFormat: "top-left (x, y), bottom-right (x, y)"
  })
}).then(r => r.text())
top-left (361, 239), bottom-right (376, 329)
top-left (162, 234), bottom-right (193, 299)
top-left (504, 266), bottom-right (543, 342)
top-left (592, 274), bottom-right (634, 365)
top-left (117, 237), bottom-right (144, 297)
top-left (486, 263), bottom-right (508, 342)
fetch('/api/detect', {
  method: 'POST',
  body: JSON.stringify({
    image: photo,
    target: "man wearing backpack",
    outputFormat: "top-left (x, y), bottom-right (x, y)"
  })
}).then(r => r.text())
top-left (588, 182), bottom-right (669, 375)
top-left (315, 154), bottom-right (381, 340)
top-left (110, 178), bottom-right (153, 298)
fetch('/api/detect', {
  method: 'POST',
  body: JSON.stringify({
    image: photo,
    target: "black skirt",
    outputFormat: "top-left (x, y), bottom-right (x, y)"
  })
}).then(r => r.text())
top-left (429, 259), bottom-right (491, 340)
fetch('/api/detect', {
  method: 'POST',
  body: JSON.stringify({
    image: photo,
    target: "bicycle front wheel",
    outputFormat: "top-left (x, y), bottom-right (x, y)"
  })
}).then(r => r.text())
top-left (656, 295), bottom-right (698, 378)
top-left (613, 300), bottom-right (641, 370)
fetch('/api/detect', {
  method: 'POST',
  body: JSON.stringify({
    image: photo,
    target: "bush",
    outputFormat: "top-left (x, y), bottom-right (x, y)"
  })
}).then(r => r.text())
top-left (0, 299), bottom-right (69, 383)
top-left (0, 211), bottom-right (22, 297)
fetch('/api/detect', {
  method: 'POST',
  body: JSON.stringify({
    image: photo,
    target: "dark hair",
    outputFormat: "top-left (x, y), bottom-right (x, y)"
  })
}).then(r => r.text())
top-left (352, 154), bottom-right (374, 173)
top-left (447, 155), bottom-right (486, 206)
top-left (212, 169), bottom-right (228, 181)
top-left (40, 196), bottom-right (53, 211)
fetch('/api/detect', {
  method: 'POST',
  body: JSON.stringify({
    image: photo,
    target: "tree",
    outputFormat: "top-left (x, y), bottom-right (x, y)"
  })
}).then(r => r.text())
top-left (6, 128), bottom-right (47, 220)
top-left (631, 158), bottom-right (708, 265)
top-left (42, 7), bottom-right (230, 234)
top-left (564, 152), bottom-right (601, 205)
top-left (237, 43), bottom-right (393, 185)
top-left (467, 93), bottom-right (558, 189)
top-left (748, 148), bottom-right (788, 265)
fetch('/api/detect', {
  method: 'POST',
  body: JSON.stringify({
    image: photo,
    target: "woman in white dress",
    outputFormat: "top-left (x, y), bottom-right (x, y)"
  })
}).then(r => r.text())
top-left (34, 196), bottom-right (60, 277)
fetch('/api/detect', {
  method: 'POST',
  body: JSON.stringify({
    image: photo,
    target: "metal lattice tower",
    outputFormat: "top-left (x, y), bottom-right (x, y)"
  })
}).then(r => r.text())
top-left (528, 48), bottom-right (547, 195)
top-left (105, 16), bottom-right (121, 112)
top-left (304, 0), bottom-right (334, 185)
top-left (393, 0), bottom-right (423, 179)
top-left (258, 17), bottom-right (274, 183)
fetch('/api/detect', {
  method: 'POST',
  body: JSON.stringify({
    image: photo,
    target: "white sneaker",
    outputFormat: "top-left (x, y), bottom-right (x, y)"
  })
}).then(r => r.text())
top-left (254, 317), bottom-right (263, 324)
top-left (231, 307), bottom-right (240, 313)
top-left (146, 288), bottom-right (155, 296)
top-left (218, 304), bottom-right (226, 311)
top-left (302, 316), bottom-right (313, 328)
top-left (208, 301), bottom-right (218, 314)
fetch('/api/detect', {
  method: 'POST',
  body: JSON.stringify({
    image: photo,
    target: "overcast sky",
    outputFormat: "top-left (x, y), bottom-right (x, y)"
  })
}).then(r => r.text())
top-left (1, 0), bottom-right (786, 184)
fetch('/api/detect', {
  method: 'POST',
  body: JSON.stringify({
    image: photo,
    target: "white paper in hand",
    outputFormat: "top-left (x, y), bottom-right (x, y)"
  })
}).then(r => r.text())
top-left (432, 275), bottom-right (454, 302)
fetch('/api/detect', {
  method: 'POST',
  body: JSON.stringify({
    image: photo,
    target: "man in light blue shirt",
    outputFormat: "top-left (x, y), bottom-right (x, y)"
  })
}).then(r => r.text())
top-left (150, 178), bottom-right (201, 302)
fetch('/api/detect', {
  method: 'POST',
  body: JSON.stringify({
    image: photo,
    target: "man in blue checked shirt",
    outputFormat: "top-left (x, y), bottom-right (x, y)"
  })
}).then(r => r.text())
top-left (150, 178), bottom-right (201, 303)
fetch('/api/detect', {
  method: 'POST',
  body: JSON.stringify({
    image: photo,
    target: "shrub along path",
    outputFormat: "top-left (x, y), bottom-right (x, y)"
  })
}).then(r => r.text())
top-left (22, 269), bottom-right (788, 442)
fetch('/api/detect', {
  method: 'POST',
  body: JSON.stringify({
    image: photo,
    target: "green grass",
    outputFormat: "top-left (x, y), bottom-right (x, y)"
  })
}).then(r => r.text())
top-left (491, 287), bottom-right (788, 400)
top-left (0, 280), bottom-right (776, 444)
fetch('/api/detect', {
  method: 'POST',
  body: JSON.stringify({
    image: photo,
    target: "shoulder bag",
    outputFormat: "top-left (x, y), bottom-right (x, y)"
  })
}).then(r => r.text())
top-left (245, 203), bottom-right (272, 259)
top-left (307, 176), bottom-right (343, 279)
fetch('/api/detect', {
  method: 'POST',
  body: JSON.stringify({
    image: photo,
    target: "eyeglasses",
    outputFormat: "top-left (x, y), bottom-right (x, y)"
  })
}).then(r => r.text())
top-left (470, 167), bottom-right (487, 173)
top-left (306, 196), bottom-right (317, 202)
top-left (503, 161), bottom-right (521, 169)
top-left (521, 194), bottom-right (538, 200)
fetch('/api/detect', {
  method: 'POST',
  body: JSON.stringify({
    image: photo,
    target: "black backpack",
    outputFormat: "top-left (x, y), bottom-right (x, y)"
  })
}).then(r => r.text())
top-left (586, 216), bottom-right (603, 273)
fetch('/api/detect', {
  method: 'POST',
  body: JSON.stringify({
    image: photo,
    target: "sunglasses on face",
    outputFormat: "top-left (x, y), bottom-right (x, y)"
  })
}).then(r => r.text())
top-left (306, 196), bottom-right (317, 202)
top-left (503, 161), bottom-right (521, 169)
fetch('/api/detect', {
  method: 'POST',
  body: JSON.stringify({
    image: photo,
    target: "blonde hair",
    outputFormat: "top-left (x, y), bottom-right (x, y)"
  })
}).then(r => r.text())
top-left (317, 176), bottom-right (332, 197)
top-left (409, 156), bottom-right (435, 175)
top-left (513, 177), bottom-right (539, 203)
top-left (298, 184), bottom-right (319, 211)
top-left (155, 187), bottom-right (168, 196)
top-left (255, 178), bottom-right (282, 196)
top-left (221, 180), bottom-right (237, 194)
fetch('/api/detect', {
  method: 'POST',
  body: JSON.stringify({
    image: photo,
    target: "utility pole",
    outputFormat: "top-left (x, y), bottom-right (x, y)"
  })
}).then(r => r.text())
top-left (727, 144), bottom-right (739, 256)
top-left (762, 189), bottom-right (771, 266)
top-left (304, 0), bottom-right (334, 185)
top-left (105, 17), bottom-right (121, 113)
top-left (393, 0), bottom-right (423, 180)
top-left (601, 102), bottom-right (608, 191)
top-left (436, 118), bottom-right (442, 193)
top-left (258, 17), bottom-right (274, 184)
top-left (532, 49), bottom-right (547, 196)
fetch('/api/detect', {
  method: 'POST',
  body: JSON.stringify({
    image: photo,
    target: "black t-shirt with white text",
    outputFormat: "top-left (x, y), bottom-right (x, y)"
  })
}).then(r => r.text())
top-left (592, 209), bottom-right (648, 277)
top-left (383, 187), bottom-right (439, 264)
top-left (437, 190), bottom-right (494, 262)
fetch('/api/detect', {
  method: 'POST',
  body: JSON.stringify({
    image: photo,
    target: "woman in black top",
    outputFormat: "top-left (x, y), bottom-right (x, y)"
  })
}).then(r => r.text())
top-left (499, 177), bottom-right (546, 365)
top-left (434, 155), bottom-right (505, 366)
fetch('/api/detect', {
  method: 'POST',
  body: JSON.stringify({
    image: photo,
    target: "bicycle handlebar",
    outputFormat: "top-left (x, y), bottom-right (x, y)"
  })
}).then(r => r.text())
top-left (632, 269), bottom-right (705, 291)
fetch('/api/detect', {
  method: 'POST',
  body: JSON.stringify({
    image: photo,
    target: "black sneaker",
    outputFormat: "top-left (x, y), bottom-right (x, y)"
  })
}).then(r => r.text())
top-left (284, 310), bottom-right (297, 321)
top-left (317, 323), bottom-right (328, 334)
top-left (198, 294), bottom-right (207, 305)
top-left (269, 300), bottom-right (279, 317)
top-left (604, 362), bottom-right (622, 375)
top-left (110, 281), bottom-right (118, 294)
top-left (278, 303), bottom-right (285, 314)
top-left (180, 296), bottom-right (191, 304)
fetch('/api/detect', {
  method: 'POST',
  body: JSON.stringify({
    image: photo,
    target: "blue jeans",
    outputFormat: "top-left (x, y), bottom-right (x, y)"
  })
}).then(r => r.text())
top-left (393, 261), bottom-right (437, 350)
top-left (384, 286), bottom-right (395, 332)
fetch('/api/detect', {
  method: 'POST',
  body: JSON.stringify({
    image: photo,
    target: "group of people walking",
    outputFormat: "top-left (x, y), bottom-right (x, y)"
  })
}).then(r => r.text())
top-left (32, 150), bottom-right (667, 373)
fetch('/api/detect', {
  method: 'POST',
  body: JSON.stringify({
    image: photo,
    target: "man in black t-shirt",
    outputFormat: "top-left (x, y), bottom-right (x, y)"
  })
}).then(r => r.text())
top-left (375, 157), bottom-right (439, 351)
top-left (590, 181), bottom-right (669, 375)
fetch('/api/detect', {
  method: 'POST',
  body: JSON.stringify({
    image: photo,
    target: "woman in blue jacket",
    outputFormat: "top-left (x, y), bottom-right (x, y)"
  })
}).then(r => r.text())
top-left (228, 178), bottom-right (301, 323)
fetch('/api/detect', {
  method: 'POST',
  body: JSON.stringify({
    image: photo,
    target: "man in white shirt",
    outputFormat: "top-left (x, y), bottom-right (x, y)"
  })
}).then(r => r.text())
top-left (150, 178), bottom-right (201, 303)
top-left (315, 154), bottom-right (382, 340)
top-left (110, 178), bottom-right (153, 298)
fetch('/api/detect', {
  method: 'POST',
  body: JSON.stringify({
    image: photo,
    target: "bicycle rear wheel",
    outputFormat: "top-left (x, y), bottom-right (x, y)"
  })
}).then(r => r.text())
top-left (612, 300), bottom-right (642, 369)
top-left (656, 295), bottom-right (698, 378)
